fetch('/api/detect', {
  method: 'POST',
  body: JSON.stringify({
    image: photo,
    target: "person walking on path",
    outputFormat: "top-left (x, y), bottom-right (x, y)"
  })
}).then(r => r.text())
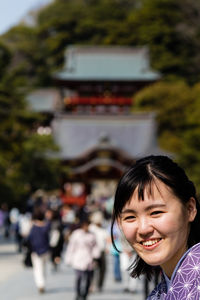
top-left (49, 209), bottom-right (64, 271)
top-left (89, 211), bottom-right (109, 292)
top-left (120, 238), bottom-right (139, 293)
top-left (28, 207), bottom-right (51, 294)
top-left (64, 217), bottom-right (99, 300)
top-left (110, 222), bottom-right (122, 282)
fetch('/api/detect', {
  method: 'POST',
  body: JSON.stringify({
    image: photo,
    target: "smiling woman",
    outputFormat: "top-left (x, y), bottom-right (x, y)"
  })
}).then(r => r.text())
top-left (111, 155), bottom-right (200, 299)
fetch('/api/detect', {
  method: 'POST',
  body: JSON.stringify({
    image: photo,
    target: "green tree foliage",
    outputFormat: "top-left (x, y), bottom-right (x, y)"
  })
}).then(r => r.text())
top-left (128, 0), bottom-right (200, 84)
top-left (36, 0), bottom-right (140, 69)
top-left (133, 81), bottom-right (192, 151)
top-left (0, 42), bottom-right (11, 77)
top-left (0, 0), bottom-right (140, 85)
top-left (131, 0), bottom-right (182, 66)
top-left (19, 134), bottom-right (60, 194)
top-left (0, 45), bottom-right (61, 207)
top-left (177, 83), bottom-right (200, 189)
top-left (1, 25), bottom-right (52, 87)
top-left (133, 81), bottom-right (200, 193)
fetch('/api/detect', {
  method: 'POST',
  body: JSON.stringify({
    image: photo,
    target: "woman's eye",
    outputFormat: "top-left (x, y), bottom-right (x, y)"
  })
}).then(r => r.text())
top-left (151, 211), bottom-right (163, 216)
top-left (123, 215), bottom-right (135, 221)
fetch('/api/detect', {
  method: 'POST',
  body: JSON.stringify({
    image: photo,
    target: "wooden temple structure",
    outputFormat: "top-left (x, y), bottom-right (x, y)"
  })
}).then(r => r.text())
top-left (27, 45), bottom-right (163, 206)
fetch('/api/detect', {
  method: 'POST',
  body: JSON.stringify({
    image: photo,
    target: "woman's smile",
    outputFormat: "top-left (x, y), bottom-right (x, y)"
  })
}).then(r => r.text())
top-left (140, 238), bottom-right (162, 248)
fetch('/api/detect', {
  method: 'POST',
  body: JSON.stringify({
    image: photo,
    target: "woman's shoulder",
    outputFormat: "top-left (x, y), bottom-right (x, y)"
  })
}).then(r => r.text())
top-left (190, 242), bottom-right (200, 254)
top-left (147, 280), bottom-right (167, 300)
top-left (180, 242), bottom-right (200, 269)
top-left (167, 243), bottom-right (200, 298)
top-left (147, 244), bottom-right (200, 299)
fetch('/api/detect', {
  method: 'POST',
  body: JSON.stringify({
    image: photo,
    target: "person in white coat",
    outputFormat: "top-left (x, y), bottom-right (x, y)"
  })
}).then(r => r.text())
top-left (65, 217), bottom-right (99, 300)
top-left (120, 237), bottom-right (139, 293)
top-left (89, 211), bottom-right (109, 292)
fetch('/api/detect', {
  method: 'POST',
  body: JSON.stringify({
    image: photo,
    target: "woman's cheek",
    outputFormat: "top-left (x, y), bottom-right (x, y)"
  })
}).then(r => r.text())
top-left (158, 214), bottom-right (181, 234)
top-left (121, 223), bottom-right (136, 243)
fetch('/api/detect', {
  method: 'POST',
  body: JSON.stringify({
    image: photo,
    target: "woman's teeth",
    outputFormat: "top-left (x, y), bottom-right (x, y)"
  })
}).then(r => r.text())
top-left (142, 239), bottom-right (161, 246)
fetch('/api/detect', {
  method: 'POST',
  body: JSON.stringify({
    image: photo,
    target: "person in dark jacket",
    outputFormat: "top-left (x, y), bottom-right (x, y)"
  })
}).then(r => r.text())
top-left (28, 207), bottom-right (51, 293)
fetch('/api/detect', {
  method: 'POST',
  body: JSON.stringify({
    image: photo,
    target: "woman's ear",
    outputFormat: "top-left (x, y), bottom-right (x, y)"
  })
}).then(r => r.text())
top-left (187, 197), bottom-right (197, 222)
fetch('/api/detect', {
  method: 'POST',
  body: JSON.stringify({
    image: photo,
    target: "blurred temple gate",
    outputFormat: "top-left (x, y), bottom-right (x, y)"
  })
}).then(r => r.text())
top-left (26, 45), bottom-right (164, 206)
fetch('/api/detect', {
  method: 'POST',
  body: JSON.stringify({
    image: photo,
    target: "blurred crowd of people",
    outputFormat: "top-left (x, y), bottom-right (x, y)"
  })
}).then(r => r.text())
top-left (0, 190), bottom-right (140, 300)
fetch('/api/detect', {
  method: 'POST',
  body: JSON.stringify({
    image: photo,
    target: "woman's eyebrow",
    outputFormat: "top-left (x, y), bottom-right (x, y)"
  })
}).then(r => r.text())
top-left (144, 204), bottom-right (166, 211)
top-left (121, 208), bottom-right (136, 215)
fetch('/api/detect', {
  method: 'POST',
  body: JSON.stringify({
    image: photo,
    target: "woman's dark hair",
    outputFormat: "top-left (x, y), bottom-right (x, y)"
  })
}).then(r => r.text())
top-left (32, 206), bottom-right (45, 221)
top-left (111, 155), bottom-right (200, 280)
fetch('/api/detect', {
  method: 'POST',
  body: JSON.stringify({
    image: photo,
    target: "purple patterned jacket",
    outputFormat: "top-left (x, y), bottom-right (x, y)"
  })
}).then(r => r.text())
top-left (147, 242), bottom-right (200, 299)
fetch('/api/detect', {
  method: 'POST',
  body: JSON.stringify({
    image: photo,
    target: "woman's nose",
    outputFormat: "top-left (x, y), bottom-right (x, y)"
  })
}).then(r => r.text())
top-left (137, 217), bottom-right (153, 236)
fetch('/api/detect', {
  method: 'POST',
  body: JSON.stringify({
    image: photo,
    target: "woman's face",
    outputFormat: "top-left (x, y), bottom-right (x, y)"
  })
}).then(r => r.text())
top-left (119, 180), bottom-right (196, 277)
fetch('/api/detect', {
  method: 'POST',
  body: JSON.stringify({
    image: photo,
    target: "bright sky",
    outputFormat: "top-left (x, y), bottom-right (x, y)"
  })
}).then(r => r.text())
top-left (0, 0), bottom-right (52, 34)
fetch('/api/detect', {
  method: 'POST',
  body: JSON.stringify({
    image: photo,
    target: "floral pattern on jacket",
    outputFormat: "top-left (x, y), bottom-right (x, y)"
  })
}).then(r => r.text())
top-left (147, 242), bottom-right (200, 300)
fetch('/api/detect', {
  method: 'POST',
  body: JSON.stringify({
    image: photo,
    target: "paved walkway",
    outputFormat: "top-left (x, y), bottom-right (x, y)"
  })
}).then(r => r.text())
top-left (0, 235), bottom-right (149, 300)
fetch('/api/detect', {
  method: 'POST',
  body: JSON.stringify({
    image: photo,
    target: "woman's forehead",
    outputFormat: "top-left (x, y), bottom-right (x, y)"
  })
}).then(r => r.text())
top-left (128, 180), bottom-right (174, 203)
